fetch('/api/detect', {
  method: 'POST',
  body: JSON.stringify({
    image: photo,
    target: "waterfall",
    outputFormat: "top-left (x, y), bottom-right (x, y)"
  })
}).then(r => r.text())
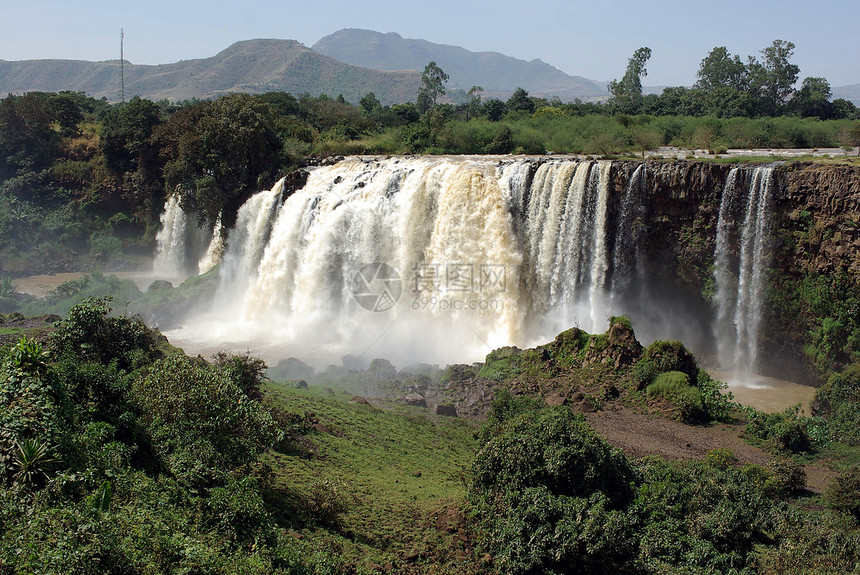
top-left (172, 157), bottom-right (631, 365)
top-left (712, 167), bottom-right (775, 376)
top-left (153, 195), bottom-right (192, 278)
top-left (154, 195), bottom-right (222, 279)
top-left (161, 156), bottom-right (786, 371)
top-left (611, 163), bottom-right (646, 296)
top-left (216, 178), bottom-right (285, 304)
top-left (198, 213), bottom-right (224, 274)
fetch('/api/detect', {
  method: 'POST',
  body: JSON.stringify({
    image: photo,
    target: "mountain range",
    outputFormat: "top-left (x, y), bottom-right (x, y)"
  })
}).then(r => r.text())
top-left (311, 29), bottom-right (607, 100)
top-left (1, 30), bottom-right (857, 105)
top-left (0, 39), bottom-right (422, 105)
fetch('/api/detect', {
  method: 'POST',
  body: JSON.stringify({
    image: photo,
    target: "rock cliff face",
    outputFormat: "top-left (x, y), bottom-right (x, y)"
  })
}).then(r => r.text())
top-left (778, 164), bottom-right (860, 275)
top-left (608, 160), bottom-right (860, 384)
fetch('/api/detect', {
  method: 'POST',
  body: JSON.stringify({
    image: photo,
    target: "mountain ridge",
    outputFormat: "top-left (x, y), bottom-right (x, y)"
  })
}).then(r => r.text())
top-left (312, 28), bottom-right (608, 100)
top-left (0, 39), bottom-right (422, 104)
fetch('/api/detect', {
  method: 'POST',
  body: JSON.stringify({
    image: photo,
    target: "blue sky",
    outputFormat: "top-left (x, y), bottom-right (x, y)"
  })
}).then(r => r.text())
top-left (2, 0), bottom-right (858, 87)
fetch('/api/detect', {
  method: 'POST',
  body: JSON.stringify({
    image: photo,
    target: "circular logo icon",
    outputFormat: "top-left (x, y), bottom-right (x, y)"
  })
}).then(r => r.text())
top-left (352, 262), bottom-right (402, 312)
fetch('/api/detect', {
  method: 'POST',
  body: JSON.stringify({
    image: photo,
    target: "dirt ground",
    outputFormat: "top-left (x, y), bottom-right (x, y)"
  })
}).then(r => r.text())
top-left (584, 407), bottom-right (836, 493)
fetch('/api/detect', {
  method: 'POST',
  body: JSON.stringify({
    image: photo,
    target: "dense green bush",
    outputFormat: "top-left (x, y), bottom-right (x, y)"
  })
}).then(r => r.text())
top-left (633, 340), bottom-right (700, 389)
top-left (49, 296), bottom-right (162, 371)
top-left (132, 354), bottom-right (278, 486)
top-left (743, 406), bottom-right (815, 453)
top-left (814, 363), bottom-right (860, 445)
top-left (470, 393), bottom-right (637, 574)
top-left (824, 466), bottom-right (860, 522)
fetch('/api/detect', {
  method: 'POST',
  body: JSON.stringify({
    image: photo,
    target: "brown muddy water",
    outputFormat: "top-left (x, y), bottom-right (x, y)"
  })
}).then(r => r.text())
top-left (707, 369), bottom-right (817, 415)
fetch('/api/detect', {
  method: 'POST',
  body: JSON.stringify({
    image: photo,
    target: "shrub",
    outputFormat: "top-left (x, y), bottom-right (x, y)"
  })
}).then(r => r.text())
top-left (206, 477), bottom-right (275, 548)
top-left (647, 371), bottom-right (706, 423)
top-left (824, 466), bottom-right (860, 522)
top-left (131, 354), bottom-right (278, 485)
top-left (766, 457), bottom-right (807, 496)
top-left (49, 296), bottom-right (162, 372)
top-left (305, 479), bottom-right (350, 527)
top-left (470, 404), bottom-right (637, 574)
top-left (705, 448), bottom-right (738, 470)
top-left (813, 363), bottom-right (860, 445)
top-left (744, 407), bottom-right (813, 454)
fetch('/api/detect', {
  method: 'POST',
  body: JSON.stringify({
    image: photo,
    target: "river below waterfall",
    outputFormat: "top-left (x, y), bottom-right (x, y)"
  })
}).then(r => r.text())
top-left (707, 368), bottom-right (817, 415)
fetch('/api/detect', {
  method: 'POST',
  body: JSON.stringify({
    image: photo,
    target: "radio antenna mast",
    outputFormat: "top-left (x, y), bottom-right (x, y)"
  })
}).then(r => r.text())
top-left (120, 29), bottom-right (125, 103)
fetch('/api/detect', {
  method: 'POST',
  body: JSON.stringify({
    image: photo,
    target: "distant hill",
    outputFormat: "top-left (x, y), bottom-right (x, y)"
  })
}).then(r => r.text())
top-left (833, 84), bottom-right (860, 105)
top-left (312, 29), bottom-right (607, 101)
top-left (0, 39), bottom-right (421, 105)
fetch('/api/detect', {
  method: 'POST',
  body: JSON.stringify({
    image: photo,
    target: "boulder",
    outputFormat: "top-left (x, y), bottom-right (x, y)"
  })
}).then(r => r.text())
top-left (404, 393), bottom-right (427, 408)
top-left (545, 392), bottom-right (567, 406)
top-left (147, 279), bottom-right (174, 292)
top-left (435, 404), bottom-right (457, 417)
top-left (350, 395), bottom-right (371, 405)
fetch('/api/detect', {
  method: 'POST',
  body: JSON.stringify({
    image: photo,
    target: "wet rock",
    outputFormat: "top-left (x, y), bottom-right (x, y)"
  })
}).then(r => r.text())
top-left (147, 279), bottom-right (173, 292)
top-left (404, 392), bottom-right (427, 407)
top-left (435, 404), bottom-right (457, 417)
top-left (369, 358), bottom-right (397, 379)
top-left (269, 357), bottom-right (314, 381)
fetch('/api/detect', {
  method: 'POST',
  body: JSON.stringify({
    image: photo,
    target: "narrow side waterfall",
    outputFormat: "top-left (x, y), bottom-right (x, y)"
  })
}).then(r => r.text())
top-left (154, 196), bottom-right (222, 280)
top-left (198, 214), bottom-right (224, 275)
top-left (713, 167), bottom-right (775, 376)
top-left (153, 195), bottom-right (188, 277)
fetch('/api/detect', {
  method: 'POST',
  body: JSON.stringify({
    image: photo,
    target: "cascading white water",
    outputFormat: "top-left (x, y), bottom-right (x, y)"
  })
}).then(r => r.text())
top-left (162, 156), bottom-right (780, 372)
top-left (611, 163), bottom-right (645, 296)
top-left (712, 167), bottom-right (774, 376)
top-left (153, 195), bottom-right (188, 277)
top-left (197, 214), bottom-right (224, 275)
top-left (215, 178), bottom-right (285, 305)
top-left (166, 157), bottom-right (625, 367)
top-left (154, 195), bottom-right (223, 280)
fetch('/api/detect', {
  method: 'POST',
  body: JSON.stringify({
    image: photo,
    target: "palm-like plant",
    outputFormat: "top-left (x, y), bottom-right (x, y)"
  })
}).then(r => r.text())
top-left (9, 337), bottom-right (49, 377)
top-left (0, 275), bottom-right (16, 298)
top-left (12, 438), bottom-right (58, 487)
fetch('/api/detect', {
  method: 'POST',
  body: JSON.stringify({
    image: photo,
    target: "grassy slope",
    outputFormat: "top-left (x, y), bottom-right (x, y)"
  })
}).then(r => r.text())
top-left (260, 383), bottom-right (483, 573)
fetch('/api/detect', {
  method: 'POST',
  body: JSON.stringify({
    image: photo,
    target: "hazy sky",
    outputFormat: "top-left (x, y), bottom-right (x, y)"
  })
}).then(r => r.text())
top-left (3, 0), bottom-right (858, 87)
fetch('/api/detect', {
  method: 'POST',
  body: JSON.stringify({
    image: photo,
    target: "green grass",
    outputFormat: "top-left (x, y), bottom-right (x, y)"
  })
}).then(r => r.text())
top-left (260, 383), bottom-right (482, 570)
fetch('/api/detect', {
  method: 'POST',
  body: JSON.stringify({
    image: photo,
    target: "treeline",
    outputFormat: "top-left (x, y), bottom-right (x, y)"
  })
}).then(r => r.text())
top-left (1, 80), bottom-right (860, 270)
top-left (606, 40), bottom-right (858, 119)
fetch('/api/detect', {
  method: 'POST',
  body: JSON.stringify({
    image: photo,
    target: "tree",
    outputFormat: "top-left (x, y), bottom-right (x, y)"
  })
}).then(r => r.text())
top-left (466, 85), bottom-right (484, 120)
top-left (752, 39), bottom-right (800, 115)
top-left (101, 96), bottom-right (163, 175)
top-left (155, 93), bottom-right (282, 225)
top-left (0, 93), bottom-right (58, 181)
top-left (793, 77), bottom-right (833, 118)
top-left (483, 99), bottom-right (507, 122)
top-left (609, 47), bottom-right (652, 114)
top-left (695, 46), bottom-right (748, 91)
top-left (418, 61), bottom-right (449, 112)
top-left (506, 87), bottom-right (535, 113)
top-left (359, 91), bottom-right (382, 117)
top-left (630, 125), bottom-right (662, 158)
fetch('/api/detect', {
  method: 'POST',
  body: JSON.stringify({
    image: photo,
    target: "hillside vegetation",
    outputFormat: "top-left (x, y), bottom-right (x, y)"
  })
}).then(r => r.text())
top-left (1, 302), bottom-right (860, 573)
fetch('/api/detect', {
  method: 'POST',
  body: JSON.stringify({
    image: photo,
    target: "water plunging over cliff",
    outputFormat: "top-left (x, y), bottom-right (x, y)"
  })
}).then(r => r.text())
top-left (153, 195), bottom-right (222, 280)
top-left (153, 157), bottom-right (784, 372)
top-left (713, 166), bottom-right (775, 377)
